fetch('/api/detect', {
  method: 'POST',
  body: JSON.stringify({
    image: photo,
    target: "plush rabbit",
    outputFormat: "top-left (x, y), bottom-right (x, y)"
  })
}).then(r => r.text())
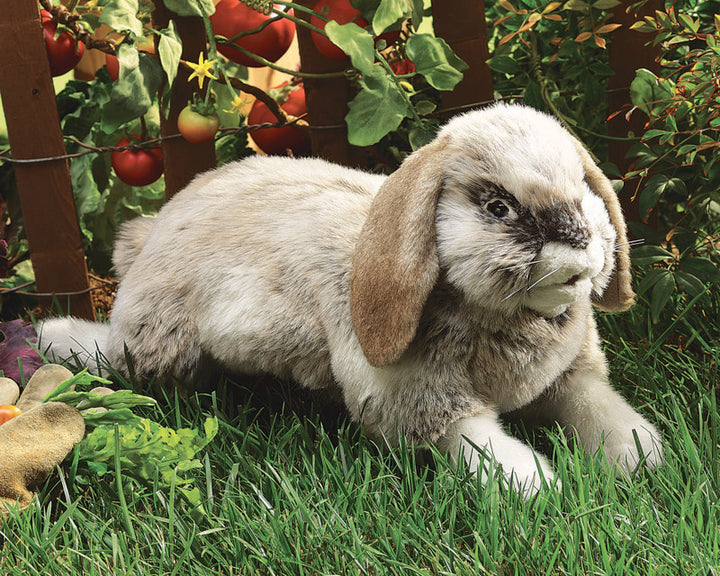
top-left (40, 103), bottom-right (663, 493)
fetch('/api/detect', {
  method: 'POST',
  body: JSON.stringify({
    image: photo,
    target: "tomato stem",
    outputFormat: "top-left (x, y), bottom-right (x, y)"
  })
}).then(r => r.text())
top-left (139, 115), bottom-right (147, 142)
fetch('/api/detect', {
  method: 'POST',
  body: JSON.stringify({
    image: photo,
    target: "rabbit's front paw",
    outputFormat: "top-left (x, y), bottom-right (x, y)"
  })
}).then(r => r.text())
top-left (478, 444), bottom-right (558, 497)
top-left (601, 415), bottom-right (664, 472)
top-left (439, 413), bottom-right (558, 497)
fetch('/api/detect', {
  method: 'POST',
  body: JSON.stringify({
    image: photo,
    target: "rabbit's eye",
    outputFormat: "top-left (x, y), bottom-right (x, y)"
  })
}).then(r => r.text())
top-left (487, 200), bottom-right (510, 218)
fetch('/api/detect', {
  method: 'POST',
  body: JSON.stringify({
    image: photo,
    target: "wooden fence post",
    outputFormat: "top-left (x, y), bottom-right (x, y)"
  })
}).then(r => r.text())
top-left (0, 1), bottom-right (94, 319)
top-left (608, 0), bottom-right (662, 223)
top-left (151, 6), bottom-right (217, 198)
top-left (294, 0), bottom-right (359, 166)
top-left (431, 0), bottom-right (494, 116)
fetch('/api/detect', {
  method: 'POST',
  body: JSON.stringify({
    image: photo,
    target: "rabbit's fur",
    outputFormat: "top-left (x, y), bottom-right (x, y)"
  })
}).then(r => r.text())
top-left (41, 103), bottom-right (662, 493)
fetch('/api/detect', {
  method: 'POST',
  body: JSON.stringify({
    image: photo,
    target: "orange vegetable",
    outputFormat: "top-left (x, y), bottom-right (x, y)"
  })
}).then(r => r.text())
top-left (0, 404), bottom-right (22, 425)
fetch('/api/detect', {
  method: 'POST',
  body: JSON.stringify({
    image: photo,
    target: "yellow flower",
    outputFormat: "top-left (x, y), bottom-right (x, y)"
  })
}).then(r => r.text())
top-left (224, 95), bottom-right (248, 115)
top-left (187, 53), bottom-right (217, 90)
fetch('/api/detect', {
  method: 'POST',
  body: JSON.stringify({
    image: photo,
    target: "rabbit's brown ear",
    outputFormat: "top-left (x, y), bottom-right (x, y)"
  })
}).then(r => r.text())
top-left (350, 137), bottom-right (449, 366)
top-left (574, 141), bottom-right (635, 312)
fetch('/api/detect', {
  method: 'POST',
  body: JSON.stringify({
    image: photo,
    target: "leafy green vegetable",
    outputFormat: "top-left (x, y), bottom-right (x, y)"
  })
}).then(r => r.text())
top-left (43, 369), bottom-right (114, 402)
top-left (44, 370), bottom-right (218, 510)
top-left (78, 417), bottom-right (218, 507)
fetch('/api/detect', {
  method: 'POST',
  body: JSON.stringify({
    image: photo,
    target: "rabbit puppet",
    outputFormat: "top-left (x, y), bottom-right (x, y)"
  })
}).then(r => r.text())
top-left (41, 103), bottom-right (663, 493)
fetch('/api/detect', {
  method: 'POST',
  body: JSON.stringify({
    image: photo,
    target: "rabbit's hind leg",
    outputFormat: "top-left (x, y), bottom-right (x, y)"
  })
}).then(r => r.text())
top-left (106, 286), bottom-right (204, 385)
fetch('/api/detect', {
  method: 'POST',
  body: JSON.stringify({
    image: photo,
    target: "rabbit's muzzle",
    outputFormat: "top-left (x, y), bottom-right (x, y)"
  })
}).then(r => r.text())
top-left (525, 238), bottom-right (605, 317)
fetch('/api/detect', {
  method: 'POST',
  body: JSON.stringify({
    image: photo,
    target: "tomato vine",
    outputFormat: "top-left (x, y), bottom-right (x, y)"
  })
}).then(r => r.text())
top-left (0, 0), bottom-right (467, 277)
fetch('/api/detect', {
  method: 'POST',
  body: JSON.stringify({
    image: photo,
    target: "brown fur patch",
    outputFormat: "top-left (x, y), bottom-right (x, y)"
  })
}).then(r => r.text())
top-left (573, 141), bottom-right (635, 312)
top-left (350, 137), bottom-right (449, 366)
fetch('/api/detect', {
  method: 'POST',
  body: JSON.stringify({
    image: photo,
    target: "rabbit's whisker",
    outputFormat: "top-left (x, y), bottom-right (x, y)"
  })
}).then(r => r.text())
top-left (525, 268), bottom-right (561, 293)
top-left (498, 259), bottom-right (544, 273)
top-left (501, 284), bottom-right (528, 302)
top-left (617, 239), bottom-right (645, 248)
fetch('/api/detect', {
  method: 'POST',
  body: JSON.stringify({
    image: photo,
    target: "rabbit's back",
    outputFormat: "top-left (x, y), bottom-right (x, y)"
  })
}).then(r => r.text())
top-left (109, 156), bottom-right (385, 386)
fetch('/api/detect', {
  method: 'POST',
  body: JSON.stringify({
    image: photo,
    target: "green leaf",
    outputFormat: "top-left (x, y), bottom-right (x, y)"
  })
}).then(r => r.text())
top-left (643, 129), bottom-right (670, 140)
top-left (99, 0), bottom-right (144, 36)
top-left (631, 244), bottom-right (674, 266)
top-left (162, 0), bottom-right (215, 17)
top-left (157, 21), bottom-right (183, 87)
top-left (55, 389), bottom-right (157, 411)
top-left (584, 74), bottom-right (603, 106)
top-left (630, 68), bottom-right (674, 115)
top-left (346, 74), bottom-right (409, 146)
top-left (636, 267), bottom-right (671, 297)
top-left (70, 154), bottom-right (103, 244)
top-left (675, 272), bottom-right (706, 297)
top-left (102, 46), bottom-right (163, 133)
top-left (77, 416), bottom-right (218, 498)
top-left (414, 100), bottom-right (437, 115)
top-left (81, 408), bottom-right (143, 427)
top-left (680, 258), bottom-right (720, 283)
top-left (409, 0), bottom-right (423, 30)
top-left (650, 270), bottom-right (675, 322)
top-left (406, 34), bottom-right (467, 91)
top-left (325, 21), bottom-right (375, 75)
top-left (638, 175), bottom-right (686, 219)
top-left (592, 0), bottom-right (621, 8)
top-left (487, 55), bottom-right (522, 75)
top-left (371, 0), bottom-right (409, 34)
top-left (408, 118), bottom-right (439, 150)
top-left (523, 79), bottom-right (543, 109)
top-left (44, 369), bottom-right (113, 402)
top-left (564, 0), bottom-right (588, 10)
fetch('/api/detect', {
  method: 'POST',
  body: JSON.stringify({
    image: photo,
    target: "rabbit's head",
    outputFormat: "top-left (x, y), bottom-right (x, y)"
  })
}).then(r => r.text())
top-left (350, 103), bottom-right (634, 367)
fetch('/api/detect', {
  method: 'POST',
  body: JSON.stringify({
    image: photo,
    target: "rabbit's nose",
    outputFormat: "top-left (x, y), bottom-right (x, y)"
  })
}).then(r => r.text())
top-left (531, 241), bottom-right (595, 287)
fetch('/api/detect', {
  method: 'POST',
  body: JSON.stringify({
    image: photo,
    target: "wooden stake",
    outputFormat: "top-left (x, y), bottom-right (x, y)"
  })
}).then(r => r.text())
top-left (0, 1), bottom-right (94, 319)
top-left (151, 6), bottom-right (217, 198)
top-left (295, 0), bottom-right (360, 166)
top-left (608, 1), bottom-right (662, 223)
top-left (431, 0), bottom-right (494, 117)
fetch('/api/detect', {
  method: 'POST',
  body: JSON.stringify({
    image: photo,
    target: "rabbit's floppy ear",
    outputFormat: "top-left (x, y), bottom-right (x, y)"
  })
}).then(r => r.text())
top-left (350, 136), bottom-right (450, 367)
top-left (574, 140), bottom-right (635, 312)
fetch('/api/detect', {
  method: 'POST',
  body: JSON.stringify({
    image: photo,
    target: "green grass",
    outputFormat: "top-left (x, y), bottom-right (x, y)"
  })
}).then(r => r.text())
top-left (1, 296), bottom-right (719, 575)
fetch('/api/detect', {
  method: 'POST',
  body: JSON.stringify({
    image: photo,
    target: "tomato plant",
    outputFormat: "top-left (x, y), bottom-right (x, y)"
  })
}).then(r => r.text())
top-left (178, 106), bottom-right (220, 143)
top-left (247, 84), bottom-right (310, 156)
top-left (210, 0), bottom-right (295, 67)
top-left (41, 9), bottom-right (85, 77)
top-left (111, 137), bottom-right (164, 187)
top-left (0, 0), bottom-right (467, 277)
top-left (0, 405), bottom-right (21, 425)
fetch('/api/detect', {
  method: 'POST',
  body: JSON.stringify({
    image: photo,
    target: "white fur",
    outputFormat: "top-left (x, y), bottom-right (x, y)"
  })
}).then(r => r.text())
top-left (40, 103), bottom-right (663, 495)
top-left (437, 412), bottom-right (558, 496)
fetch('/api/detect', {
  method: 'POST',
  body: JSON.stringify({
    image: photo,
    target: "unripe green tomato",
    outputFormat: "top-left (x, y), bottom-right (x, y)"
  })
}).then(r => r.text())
top-left (177, 106), bottom-right (220, 144)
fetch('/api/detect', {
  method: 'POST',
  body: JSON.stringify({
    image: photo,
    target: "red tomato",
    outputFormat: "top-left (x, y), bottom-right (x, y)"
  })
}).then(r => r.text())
top-left (105, 52), bottom-right (119, 81)
top-left (247, 84), bottom-right (311, 156)
top-left (0, 405), bottom-right (21, 426)
top-left (177, 106), bottom-right (220, 144)
top-left (389, 58), bottom-right (415, 76)
top-left (310, 0), bottom-right (368, 60)
top-left (111, 137), bottom-right (164, 187)
top-left (210, 0), bottom-right (295, 68)
top-left (40, 9), bottom-right (85, 77)
top-left (310, 0), bottom-right (400, 59)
